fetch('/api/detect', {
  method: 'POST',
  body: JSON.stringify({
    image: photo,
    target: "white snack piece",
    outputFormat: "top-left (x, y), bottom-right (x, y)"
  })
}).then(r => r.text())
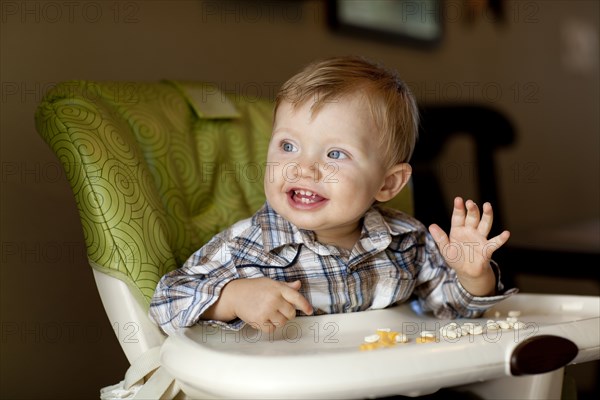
top-left (462, 323), bottom-right (478, 335)
top-left (508, 310), bottom-right (522, 318)
top-left (439, 323), bottom-right (461, 339)
top-left (442, 329), bottom-right (460, 339)
top-left (428, 312), bottom-right (530, 344)
top-left (395, 333), bottom-right (408, 343)
top-left (498, 320), bottom-right (511, 330)
top-left (364, 334), bottom-right (380, 343)
top-left (486, 321), bottom-right (500, 331)
top-left (513, 321), bottom-right (527, 330)
top-left (459, 326), bottom-right (470, 336)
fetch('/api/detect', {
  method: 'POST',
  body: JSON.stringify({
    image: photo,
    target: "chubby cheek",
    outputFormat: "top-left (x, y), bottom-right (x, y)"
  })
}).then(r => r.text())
top-left (263, 166), bottom-right (287, 206)
top-left (333, 167), bottom-right (381, 192)
top-left (263, 175), bottom-right (278, 202)
top-left (315, 164), bottom-right (365, 189)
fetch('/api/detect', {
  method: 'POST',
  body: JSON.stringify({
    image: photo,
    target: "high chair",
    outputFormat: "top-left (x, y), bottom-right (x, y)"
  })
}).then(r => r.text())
top-left (35, 81), bottom-right (599, 399)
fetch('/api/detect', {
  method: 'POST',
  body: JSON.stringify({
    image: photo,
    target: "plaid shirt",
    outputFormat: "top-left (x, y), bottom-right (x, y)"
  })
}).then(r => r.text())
top-left (149, 203), bottom-right (515, 335)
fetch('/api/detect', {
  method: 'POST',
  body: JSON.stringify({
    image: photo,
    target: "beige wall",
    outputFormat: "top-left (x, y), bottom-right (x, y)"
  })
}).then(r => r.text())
top-left (1, 1), bottom-right (598, 398)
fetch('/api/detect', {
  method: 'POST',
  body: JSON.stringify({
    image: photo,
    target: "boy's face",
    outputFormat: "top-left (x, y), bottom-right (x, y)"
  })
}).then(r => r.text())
top-left (264, 94), bottom-right (394, 244)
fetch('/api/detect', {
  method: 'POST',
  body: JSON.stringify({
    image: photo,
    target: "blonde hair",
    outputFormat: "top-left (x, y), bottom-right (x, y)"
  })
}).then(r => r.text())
top-left (275, 56), bottom-right (419, 167)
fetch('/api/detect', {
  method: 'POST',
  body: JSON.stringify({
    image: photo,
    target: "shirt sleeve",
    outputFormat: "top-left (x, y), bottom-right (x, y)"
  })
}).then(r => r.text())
top-left (148, 232), bottom-right (245, 335)
top-left (412, 230), bottom-right (517, 319)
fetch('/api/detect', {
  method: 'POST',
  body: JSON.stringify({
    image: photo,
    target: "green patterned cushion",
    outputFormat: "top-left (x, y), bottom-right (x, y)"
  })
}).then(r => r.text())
top-left (35, 81), bottom-right (413, 307)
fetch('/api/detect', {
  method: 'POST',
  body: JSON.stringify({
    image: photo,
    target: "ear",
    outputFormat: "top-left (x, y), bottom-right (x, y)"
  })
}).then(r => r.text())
top-left (374, 163), bottom-right (412, 203)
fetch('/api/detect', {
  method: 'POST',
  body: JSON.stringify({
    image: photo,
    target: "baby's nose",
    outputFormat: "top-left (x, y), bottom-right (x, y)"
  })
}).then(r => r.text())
top-left (292, 156), bottom-right (323, 182)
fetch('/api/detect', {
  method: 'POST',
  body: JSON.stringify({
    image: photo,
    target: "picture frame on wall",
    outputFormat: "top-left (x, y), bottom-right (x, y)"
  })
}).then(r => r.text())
top-left (327, 0), bottom-right (443, 48)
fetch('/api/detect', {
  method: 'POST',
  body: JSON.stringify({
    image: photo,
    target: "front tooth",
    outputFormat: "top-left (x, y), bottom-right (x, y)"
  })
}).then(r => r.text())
top-left (298, 190), bottom-right (306, 195)
top-left (305, 190), bottom-right (313, 196)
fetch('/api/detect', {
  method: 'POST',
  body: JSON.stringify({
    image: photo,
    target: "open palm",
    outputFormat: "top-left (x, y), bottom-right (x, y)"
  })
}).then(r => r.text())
top-left (428, 197), bottom-right (510, 280)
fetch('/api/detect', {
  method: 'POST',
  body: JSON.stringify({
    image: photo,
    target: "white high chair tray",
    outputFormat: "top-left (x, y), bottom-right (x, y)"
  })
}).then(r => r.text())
top-left (161, 294), bottom-right (600, 399)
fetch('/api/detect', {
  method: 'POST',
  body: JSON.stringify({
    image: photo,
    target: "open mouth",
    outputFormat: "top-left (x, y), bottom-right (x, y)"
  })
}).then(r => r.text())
top-left (287, 188), bottom-right (328, 208)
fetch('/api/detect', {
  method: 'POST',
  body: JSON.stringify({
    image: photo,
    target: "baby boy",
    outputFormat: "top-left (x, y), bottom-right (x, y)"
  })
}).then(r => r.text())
top-left (149, 56), bottom-right (515, 335)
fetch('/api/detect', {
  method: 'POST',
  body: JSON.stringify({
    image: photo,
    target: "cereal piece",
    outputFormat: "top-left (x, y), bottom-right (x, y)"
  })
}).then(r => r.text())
top-left (364, 334), bottom-right (380, 343)
top-left (360, 328), bottom-right (407, 350)
top-left (486, 321), bottom-right (500, 331)
top-left (360, 343), bottom-right (379, 351)
top-left (513, 321), bottom-right (526, 330)
top-left (442, 329), bottom-right (459, 339)
top-left (440, 323), bottom-right (461, 339)
top-left (508, 310), bottom-right (521, 318)
top-left (378, 330), bottom-right (399, 343)
top-left (497, 320), bottom-right (511, 330)
top-left (494, 311), bottom-right (501, 318)
top-left (417, 331), bottom-right (437, 343)
top-left (461, 324), bottom-right (475, 335)
top-left (395, 333), bottom-right (408, 343)
top-left (471, 325), bottom-right (483, 335)
top-left (361, 326), bottom-right (442, 349)
top-left (506, 316), bottom-right (518, 324)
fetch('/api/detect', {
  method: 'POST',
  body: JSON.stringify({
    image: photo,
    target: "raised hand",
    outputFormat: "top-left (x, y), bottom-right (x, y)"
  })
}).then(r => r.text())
top-left (428, 197), bottom-right (510, 296)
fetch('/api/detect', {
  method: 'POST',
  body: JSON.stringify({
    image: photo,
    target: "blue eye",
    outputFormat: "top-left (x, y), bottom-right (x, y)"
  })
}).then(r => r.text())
top-left (327, 150), bottom-right (347, 160)
top-left (282, 142), bottom-right (297, 152)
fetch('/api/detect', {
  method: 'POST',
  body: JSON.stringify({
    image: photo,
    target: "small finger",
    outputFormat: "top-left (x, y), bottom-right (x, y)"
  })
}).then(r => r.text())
top-left (283, 280), bottom-right (302, 290)
top-left (269, 313), bottom-right (289, 329)
top-left (477, 202), bottom-right (494, 236)
top-left (282, 285), bottom-right (313, 315)
top-left (428, 223), bottom-right (449, 249)
top-left (484, 230), bottom-right (511, 258)
top-left (450, 197), bottom-right (466, 228)
top-left (492, 230), bottom-right (511, 247)
top-left (464, 199), bottom-right (480, 229)
top-left (278, 301), bottom-right (297, 321)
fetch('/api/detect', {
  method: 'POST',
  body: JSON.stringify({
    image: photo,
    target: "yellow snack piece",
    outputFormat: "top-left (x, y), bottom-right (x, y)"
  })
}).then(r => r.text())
top-left (360, 329), bottom-right (408, 350)
top-left (360, 328), bottom-right (441, 349)
top-left (360, 343), bottom-right (379, 351)
top-left (378, 330), bottom-right (399, 344)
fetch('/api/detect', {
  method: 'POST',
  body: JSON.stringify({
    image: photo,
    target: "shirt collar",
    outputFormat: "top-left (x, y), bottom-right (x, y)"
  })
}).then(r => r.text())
top-left (255, 203), bottom-right (417, 255)
top-left (254, 202), bottom-right (304, 253)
